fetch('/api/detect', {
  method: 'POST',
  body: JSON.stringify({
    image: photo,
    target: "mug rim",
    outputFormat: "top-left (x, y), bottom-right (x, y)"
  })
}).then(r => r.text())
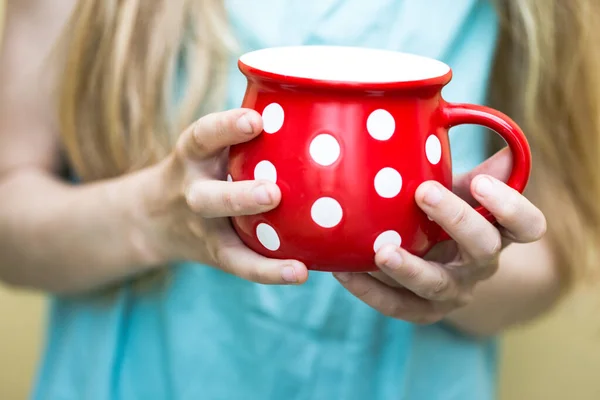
top-left (238, 45), bottom-right (453, 91)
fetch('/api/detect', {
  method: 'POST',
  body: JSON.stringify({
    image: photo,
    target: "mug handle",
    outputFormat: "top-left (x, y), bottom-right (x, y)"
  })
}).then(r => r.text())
top-left (437, 102), bottom-right (532, 240)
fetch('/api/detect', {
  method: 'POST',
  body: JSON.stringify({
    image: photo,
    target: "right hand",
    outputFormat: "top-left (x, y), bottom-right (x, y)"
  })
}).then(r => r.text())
top-left (146, 108), bottom-right (308, 285)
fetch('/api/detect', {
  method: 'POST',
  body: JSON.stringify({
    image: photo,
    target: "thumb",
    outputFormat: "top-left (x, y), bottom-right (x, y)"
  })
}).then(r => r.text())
top-left (176, 109), bottom-right (264, 161)
top-left (453, 147), bottom-right (513, 205)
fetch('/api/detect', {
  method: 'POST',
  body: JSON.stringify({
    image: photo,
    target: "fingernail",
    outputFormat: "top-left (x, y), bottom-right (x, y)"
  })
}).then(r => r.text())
top-left (334, 272), bottom-right (351, 283)
top-left (252, 185), bottom-right (272, 205)
top-left (423, 185), bottom-right (443, 206)
top-left (475, 176), bottom-right (494, 197)
top-left (281, 266), bottom-right (298, 283)
top-left (383, 249), bottom-right (403, 270)
top-left (236, 113), bottom-right (254, 134)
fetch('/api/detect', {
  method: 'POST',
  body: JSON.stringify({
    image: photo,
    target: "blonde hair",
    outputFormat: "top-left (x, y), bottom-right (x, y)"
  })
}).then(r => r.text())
top-left (490, 1), bottom-right (600, 289)
top-left (58, 1), bottom-right (600, 291)
top-left (59, 0), bottom-right (234, 180)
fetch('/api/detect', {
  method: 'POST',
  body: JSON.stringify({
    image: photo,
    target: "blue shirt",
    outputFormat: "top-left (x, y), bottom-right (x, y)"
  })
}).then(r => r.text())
top-left (33, 1), bottom-right (500, 399)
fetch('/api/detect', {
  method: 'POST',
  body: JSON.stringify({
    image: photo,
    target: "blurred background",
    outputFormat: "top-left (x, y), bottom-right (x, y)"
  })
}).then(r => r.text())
top-left (2, 2), bottom-right (600, 399)
top-left (3, 284), bottom-right (600, 399)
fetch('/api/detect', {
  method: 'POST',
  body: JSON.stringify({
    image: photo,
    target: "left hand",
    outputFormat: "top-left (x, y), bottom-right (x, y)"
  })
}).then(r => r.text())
top-left (333, 148), bottom-right (547, 324)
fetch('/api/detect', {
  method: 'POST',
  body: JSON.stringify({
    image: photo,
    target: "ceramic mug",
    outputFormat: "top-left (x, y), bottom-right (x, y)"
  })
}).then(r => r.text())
top-left (228, 45), bottom-right (531, 272)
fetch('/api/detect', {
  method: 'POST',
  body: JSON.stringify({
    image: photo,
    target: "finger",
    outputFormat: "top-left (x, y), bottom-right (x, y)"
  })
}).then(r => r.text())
top-left (333, 272), bottom-right (443, 324)
top-left (453, 147), bottom-right (512, 206)
top-left (176, 108), bottom-right (263, 160)
top-left (416, 181), bottom-right (502, 262)
top-left (375, 245), bottom-right (469, 304)
top-left (215, 231), bottom-right (308, 285)
top-left (186, 179), bottom-right (281, 218)
top-left (369, 271), bottom-right (403, 288)
top-left (471, 175), bottom-right (547, 243)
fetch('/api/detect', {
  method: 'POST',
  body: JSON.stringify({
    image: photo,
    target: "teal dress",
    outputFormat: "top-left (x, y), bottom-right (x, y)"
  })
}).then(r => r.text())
top-left (33, 1), bottom-right (500, 399)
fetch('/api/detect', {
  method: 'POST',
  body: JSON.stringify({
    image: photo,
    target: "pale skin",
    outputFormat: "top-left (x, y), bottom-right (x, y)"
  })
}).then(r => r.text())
top-left (0, 0), bottom-right (560, 337)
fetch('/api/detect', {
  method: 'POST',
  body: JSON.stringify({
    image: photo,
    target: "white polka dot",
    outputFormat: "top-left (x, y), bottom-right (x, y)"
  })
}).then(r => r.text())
top-left (373, 231), bottom-right (402, 253)
top-left (426, 135), bottom-right (442, 165)
top-left (227, 174), bottom-right (233, 182)
top-left (309, 134), bottom-right (341, 166)
top-left (311, 197), bottom-right (343, 228)
top-left (374, 168), bottom-right (402, 198)
top-left (367, 109), bottom-right (395, 141)
top-left (256, 223), bottom-right (280, 251)
top-left (254, 160), bottom-right (277, 183)
top-left (262, 103), bottom-right (285, 134)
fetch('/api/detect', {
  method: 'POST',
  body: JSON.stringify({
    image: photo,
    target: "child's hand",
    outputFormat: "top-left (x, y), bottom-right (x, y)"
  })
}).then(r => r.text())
top-left (145, 108), bottom-right (308, 285)
top-left (334, 149), bottom-right (546, 323)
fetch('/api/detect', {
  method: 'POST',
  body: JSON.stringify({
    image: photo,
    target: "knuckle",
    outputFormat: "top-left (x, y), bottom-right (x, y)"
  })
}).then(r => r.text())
top-left (530, 212), bottom-right (547, 241)
top-left (212, 244), bottom-right (230, 271)
top-left (402, 263), bottom-right (422, 282)
top-left (192, 120), bottom-right (211, 155)
top-left (175, 136), bottom-right (188, 158)
top-left (483, 232), bottom-right (503, 260)
top-left (355, 284), bottom-right (375, 301)
top-left (491, 232), bottom-right (503, 254)
top-left (185, 185), bottom-right (202, 212)
top-left (448, 204), bottom-right (470, 230)
top-left (422, 274), bottom-right (450, 300)
top-left (498, 191), bottom-right (520, 222)
top-left (246, 263), bottom-right (272, 283)
top-left (220, 190), bottom-right (240, 214)
top-left (214, 113), bottom-right (231, 140)
top-left (381, 301), bottom-right (405, 319)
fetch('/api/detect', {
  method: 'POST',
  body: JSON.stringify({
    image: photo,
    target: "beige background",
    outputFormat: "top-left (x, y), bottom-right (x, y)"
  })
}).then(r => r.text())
top-left (2, 1), bottom-right (600, 399)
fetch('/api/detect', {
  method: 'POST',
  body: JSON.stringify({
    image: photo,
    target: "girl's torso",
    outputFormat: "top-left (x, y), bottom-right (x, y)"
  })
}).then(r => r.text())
top-left (34, 1), bottom-right (500, 399)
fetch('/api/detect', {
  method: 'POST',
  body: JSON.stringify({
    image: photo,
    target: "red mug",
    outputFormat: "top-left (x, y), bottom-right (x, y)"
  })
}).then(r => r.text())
top-left (228, 45), bottom-right (531, 272)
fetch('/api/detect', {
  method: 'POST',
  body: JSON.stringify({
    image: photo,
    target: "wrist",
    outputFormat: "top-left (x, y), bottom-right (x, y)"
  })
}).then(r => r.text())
top-left (441, 308), bottom-right (493, 338)
top-left (113, 159), bottom-right (179, 268)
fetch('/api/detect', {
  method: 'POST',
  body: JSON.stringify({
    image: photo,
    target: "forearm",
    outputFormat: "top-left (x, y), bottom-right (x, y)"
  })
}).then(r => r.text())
top-left (0, 166), bottom-right (164, 294)
top-left (443, 238), bottom-right (562, 337)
